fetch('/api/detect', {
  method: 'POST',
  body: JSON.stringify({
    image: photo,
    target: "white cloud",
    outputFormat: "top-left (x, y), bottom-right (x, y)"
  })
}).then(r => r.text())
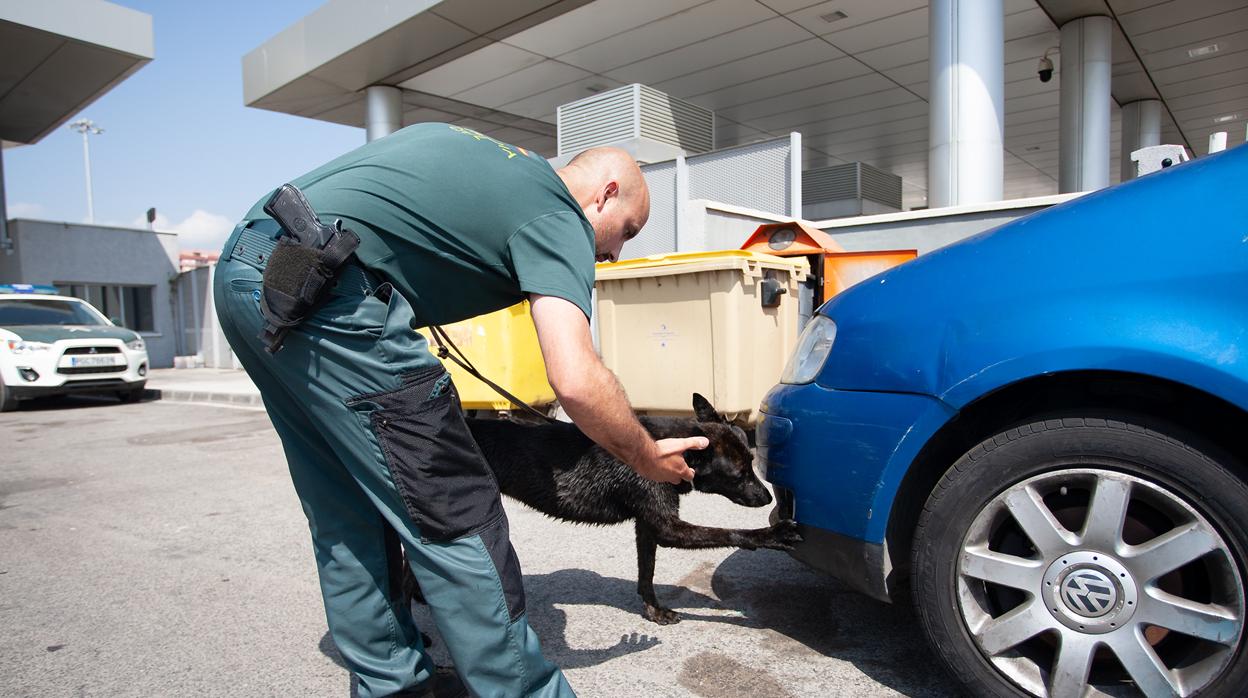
top-left (7, 202), bottom-right (44, 218)
top-left (134, 209), bottom-right (234, 251)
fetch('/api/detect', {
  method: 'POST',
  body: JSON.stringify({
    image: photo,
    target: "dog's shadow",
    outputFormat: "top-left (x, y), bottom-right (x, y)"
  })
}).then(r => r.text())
top-left (321, 552), bottom-right (957, 696)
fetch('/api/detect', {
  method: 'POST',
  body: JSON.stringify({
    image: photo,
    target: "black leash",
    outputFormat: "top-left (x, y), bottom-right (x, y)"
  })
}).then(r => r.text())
top-left (427, 324), bottom-right (557, 423)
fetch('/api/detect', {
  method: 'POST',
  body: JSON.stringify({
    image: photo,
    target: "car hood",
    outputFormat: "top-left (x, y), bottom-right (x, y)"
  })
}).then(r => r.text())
top-left (818, 144), bottom-right (1248, 397)
top-left (0, 324), bottom-right (141, 343)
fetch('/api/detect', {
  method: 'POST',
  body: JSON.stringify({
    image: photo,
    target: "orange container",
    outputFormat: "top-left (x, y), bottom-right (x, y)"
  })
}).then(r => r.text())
top-left (740, 221), bottom-right (916, 304)
top-left (824, 249), bottom-right (918, 296)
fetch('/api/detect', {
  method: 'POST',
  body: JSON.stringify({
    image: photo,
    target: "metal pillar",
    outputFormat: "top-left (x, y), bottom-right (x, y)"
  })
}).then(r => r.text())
top-left (788, 131), bottom-right (802, 217)
top-left (366, 85), bottom-right (402, 142)
top-left (927, 0), bottom-right (1004, 208)
top-left (0, 145), bottom-right (10, 254)
top-left (1120, 99), bottom-right (1160, 181)
top-left (1059, 16), bottom-right (1112, 193)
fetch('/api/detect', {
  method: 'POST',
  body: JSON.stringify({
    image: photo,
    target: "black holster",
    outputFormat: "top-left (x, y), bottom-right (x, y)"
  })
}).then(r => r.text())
top-left (258, 233), bottom-right (358, 353)
top-left (256, 184), bottom-right (360, 353)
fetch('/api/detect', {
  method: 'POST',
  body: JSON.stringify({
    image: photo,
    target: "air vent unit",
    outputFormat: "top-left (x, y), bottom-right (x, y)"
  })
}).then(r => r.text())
top-left (802, 163), bottom-right (902, 219)
top-left (557, 84), bottom-right (713, 163)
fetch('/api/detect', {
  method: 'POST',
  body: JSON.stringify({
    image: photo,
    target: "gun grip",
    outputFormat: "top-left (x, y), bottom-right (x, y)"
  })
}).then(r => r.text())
top-left (264, 184), bottom-right (317, 243)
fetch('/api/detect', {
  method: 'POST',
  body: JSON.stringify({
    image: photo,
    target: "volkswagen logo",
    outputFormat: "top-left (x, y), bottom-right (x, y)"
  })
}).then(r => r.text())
top-left (1061, 569), bottom-right (1117, 617)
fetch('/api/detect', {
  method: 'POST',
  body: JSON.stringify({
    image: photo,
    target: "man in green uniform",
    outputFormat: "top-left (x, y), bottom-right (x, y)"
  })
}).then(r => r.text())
top-left (213, 123), bottom-right (705, 697)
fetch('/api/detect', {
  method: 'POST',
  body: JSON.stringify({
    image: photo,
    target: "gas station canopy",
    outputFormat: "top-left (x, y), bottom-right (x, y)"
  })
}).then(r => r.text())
top-left (242, 0), bottom-right (1248, 209)
top-left (0, 0), bottom-right (153, 146)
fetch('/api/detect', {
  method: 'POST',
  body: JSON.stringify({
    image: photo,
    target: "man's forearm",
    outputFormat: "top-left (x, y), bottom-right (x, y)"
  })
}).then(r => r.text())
top-left (554, 359), bottom-right (657, 468)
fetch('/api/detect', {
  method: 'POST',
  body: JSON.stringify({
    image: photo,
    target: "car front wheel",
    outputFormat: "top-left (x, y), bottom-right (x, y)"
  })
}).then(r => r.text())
top-left (118, 383), bottom-right (146, 403)
top-left (0, 375), bottom-right (18, 412)
top-left (913, 413), bottom-right (1248, 697)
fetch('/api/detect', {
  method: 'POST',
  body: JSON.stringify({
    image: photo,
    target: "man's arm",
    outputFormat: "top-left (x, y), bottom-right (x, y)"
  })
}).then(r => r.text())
top-left (529, 294), bottom-right (702, 484)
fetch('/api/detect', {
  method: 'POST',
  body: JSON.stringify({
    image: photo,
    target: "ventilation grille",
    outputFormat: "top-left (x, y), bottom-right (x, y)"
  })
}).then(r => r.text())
top-left (638, 85), bottom-right (713, 153)
top-left (860, 163), bottom-right (903, 208)
top-left (557, 84), bottom-right (713, 156)
top-left (557, 88), bottom-right (637, 155)
top-left (803, 163), bottom-right (902, 209)
top-left (803, 164), bottom-right (859, 203)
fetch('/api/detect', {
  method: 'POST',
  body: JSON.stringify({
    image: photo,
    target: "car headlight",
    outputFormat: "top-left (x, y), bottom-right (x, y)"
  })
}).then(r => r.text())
top-left (781, 315), bottom-right (837, 384)
top-left (5, 340), bottom-right (53, 355)
top-left (126, 338), bottom-right (145, 351)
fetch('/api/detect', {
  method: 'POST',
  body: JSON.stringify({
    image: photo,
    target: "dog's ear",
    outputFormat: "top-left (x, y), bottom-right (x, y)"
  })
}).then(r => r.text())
top-left (692, 393), bottom-right (724, 423)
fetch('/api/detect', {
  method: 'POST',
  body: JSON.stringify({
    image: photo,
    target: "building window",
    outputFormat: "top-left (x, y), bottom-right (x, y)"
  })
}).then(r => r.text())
top-left (58, 283), bottom-right (156, 332)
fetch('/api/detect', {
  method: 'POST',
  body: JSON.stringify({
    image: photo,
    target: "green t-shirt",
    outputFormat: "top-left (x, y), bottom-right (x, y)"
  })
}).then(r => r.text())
top-left (244, 123), bottom-right (596, 326)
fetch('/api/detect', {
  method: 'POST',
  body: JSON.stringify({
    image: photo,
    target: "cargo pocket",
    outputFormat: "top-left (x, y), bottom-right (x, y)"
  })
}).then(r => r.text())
top-left (350, 367), bottom-right (504, 543)
top-left (479, 512), bottom-right (526, 622)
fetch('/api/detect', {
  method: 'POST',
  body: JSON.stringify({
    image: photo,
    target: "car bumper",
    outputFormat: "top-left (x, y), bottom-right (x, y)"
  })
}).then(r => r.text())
top-left (768, 489), bottom-right (892, 602)
top-left (1, 346), bottom-right (149, 400)
top-left (758, 381), bottom-right (955, 599)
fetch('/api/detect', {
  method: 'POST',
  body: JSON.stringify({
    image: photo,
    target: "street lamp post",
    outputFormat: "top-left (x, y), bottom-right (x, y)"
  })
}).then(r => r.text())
top-left (68, 119), bottom-right (104, 224)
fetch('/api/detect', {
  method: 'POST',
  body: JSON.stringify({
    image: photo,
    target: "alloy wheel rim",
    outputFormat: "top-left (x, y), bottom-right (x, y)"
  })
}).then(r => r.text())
top-left (956, 468), bottom-right (1244, 697)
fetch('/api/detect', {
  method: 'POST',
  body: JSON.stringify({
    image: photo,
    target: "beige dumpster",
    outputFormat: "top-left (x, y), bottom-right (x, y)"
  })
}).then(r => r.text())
top-left (594, 250), bottom-right (808, 425)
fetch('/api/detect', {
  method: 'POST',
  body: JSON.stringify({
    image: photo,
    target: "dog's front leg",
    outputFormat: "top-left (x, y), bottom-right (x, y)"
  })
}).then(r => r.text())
top-left (647, 516), bottom-right (801, 551)
top-left (635, 522), bottom-right (681, 625)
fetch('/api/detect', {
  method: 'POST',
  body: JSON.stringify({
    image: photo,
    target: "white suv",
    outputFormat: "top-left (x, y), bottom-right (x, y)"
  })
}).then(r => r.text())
top-left (0, 287), bottom-right (149, 411)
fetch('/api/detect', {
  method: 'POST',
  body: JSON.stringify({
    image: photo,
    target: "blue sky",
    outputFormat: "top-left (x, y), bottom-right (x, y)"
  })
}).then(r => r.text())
top-left (5, 0), bottom-right (365, 251)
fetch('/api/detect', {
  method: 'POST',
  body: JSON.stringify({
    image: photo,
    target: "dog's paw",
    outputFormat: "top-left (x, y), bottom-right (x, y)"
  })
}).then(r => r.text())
top-left (763, 519), bottom-right (803, 550)
top-left (643, 602), bottom-right (681, 625)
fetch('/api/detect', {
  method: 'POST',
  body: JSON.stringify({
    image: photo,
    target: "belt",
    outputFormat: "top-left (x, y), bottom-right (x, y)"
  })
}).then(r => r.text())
top-left (226, 219), bottom-right (381, 297)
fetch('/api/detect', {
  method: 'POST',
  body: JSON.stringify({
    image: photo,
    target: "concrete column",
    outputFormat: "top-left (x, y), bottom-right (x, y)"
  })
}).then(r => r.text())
top-left (1059, 16), bottom-right (1112, 193)
top-left (1120, 99), bottom-right (1161, 181)
top-left (927, 0), bottom-right (1004, 208)
top-left (366, 85), bottom-right (402, 142)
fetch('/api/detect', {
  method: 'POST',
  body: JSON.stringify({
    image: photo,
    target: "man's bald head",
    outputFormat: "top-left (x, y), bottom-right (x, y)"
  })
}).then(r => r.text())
top-left (557, 147), bottom-right (650, 263)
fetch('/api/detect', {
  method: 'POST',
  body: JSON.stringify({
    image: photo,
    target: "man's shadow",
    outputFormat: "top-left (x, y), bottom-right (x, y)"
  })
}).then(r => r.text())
top-left (321, 550), bottom-right (958, 696)
top-left (321, 568), bottom-right (689, 673)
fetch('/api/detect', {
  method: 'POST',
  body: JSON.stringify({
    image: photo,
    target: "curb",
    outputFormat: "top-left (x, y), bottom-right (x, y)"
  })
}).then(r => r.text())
top-left (142, 388), bottom-right (265, 408)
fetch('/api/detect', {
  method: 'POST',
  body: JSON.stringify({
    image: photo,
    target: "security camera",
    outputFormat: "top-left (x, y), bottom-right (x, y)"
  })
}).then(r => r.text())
top-left (1037, 47), bottom-right (1058, 83)
top-left (1037, 56), bottom-right (1054, 83)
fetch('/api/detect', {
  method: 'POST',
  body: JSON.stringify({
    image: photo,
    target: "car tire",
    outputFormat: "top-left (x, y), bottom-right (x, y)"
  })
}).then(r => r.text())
top-left (118, 384), bottom-right (146, 404)
top-left (912, 412), bottom-right (1248, 698)
top-left (0, 376), bottom-right (17, 412)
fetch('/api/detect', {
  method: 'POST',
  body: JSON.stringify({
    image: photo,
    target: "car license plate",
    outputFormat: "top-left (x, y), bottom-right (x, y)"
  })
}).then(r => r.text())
top-left (70, 355), bottom-right (121, 367)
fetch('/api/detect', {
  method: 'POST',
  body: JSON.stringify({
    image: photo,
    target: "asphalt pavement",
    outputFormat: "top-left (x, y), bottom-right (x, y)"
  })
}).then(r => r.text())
top-left (0, 393), bottom-right (959, 697)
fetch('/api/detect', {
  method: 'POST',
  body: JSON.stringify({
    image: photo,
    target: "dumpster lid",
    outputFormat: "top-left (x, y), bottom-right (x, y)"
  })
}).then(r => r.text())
top-left (740, 221), bottom-right (845, 256)
top-left (596, 249), bottom-right (808, 281)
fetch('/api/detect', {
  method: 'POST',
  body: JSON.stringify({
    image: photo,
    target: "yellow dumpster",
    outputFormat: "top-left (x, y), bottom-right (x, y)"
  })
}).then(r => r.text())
top-left (595, 250), bottom-right (809, 425)
top-left (416, 300), bottom-right (554, 411)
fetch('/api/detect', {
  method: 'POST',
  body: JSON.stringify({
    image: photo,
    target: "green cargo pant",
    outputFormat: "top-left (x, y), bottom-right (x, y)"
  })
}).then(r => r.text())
top-left (214, 222), bottom-right (575, 698)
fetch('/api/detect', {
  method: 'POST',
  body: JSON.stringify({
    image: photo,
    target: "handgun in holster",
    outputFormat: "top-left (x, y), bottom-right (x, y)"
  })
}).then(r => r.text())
top-left (256, 183), bottom-right (361, 354)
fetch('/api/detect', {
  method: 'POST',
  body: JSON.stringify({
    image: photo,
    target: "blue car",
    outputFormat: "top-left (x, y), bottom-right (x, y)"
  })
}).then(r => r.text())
top-left (759, 145), bottom-right (1248, 698)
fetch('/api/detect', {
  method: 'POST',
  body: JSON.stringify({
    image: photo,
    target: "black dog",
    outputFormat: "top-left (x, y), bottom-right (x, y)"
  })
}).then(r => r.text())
top-left (413, 393), bottom-right (801, 625)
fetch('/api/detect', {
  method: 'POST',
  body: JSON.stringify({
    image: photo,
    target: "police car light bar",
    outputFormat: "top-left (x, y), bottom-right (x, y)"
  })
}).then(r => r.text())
top-left (0, 283), bottom-right (61, 294)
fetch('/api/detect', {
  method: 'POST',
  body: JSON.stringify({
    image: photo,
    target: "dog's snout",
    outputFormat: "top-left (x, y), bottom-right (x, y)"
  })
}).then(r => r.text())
top-left (736, 483), bottom-right (773, 508)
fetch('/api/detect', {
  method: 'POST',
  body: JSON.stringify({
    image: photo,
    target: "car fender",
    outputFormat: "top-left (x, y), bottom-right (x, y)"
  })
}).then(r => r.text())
top-left (860, 345), bottom-right (1248, 544)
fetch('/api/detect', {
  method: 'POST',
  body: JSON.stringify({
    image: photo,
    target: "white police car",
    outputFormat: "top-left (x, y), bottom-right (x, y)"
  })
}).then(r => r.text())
top-left (0, 284), bottom-right (149, 411)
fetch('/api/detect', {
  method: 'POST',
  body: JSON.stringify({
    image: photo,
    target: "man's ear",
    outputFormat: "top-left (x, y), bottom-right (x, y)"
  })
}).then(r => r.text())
top-left (692, 393), bottom-right (723, 423)
top-left (601, 180), bottom-right (619, 209)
